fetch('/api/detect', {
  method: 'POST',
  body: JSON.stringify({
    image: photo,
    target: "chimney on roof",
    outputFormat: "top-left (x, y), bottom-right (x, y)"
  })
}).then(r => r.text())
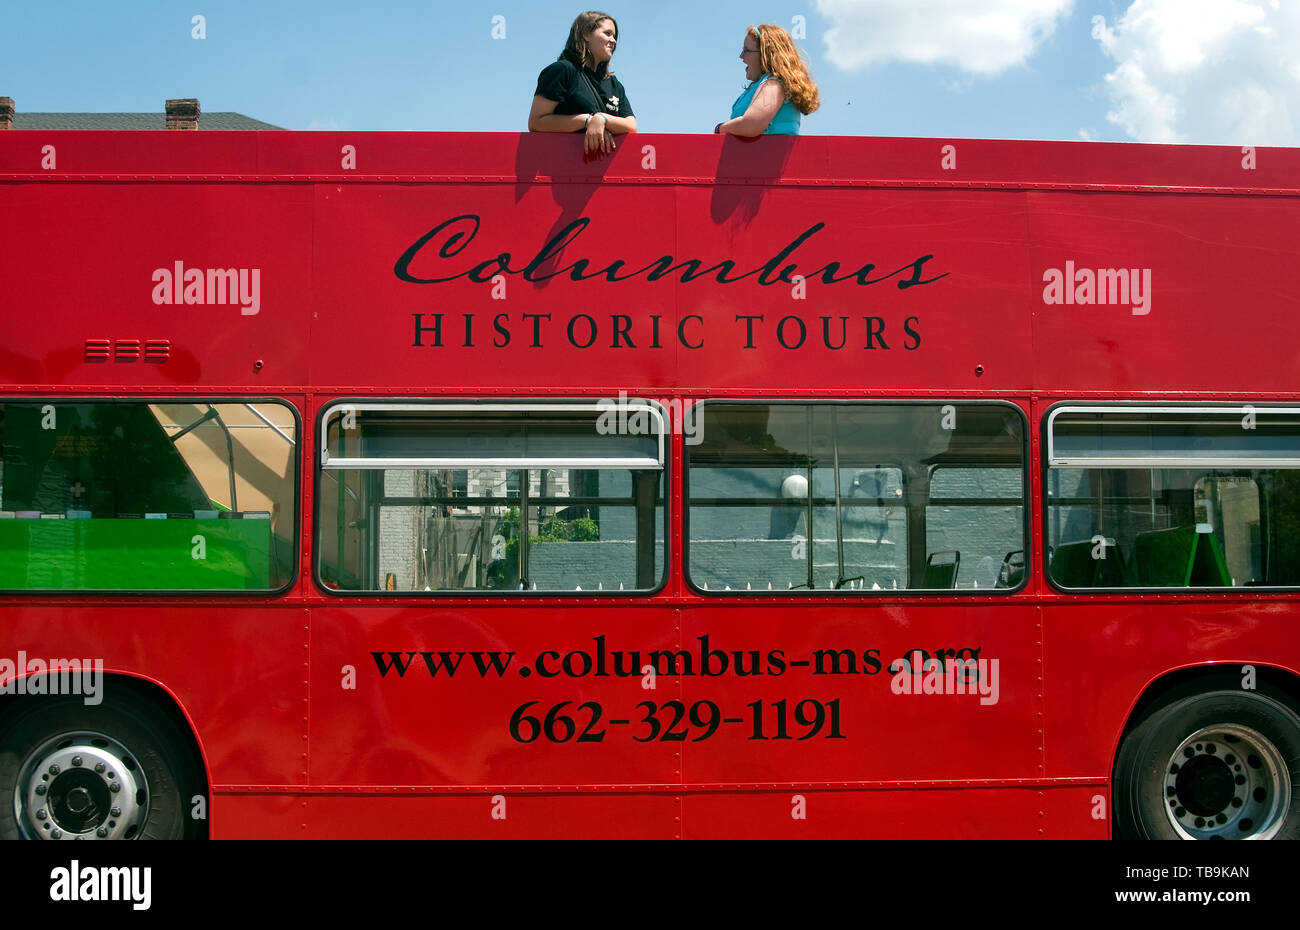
top-left (165, 98), bottom-right (199, 130)
top-left (0, 98), bottom-right (13, 130)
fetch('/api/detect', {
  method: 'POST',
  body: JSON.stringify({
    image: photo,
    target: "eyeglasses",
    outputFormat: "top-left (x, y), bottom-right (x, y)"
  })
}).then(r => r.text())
top-left (740, 46), bottom-right (759, 55)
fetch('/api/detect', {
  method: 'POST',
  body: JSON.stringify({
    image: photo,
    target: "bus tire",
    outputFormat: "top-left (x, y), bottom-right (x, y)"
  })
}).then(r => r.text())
top-left (0, 692), bottom-right (201, 840)
top-left (1114, 689), bottom-right (1300, 840)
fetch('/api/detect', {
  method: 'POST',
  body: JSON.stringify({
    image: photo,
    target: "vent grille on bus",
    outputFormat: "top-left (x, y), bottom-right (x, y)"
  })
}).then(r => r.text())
top-left (84, 338), bottom-right (171, 362)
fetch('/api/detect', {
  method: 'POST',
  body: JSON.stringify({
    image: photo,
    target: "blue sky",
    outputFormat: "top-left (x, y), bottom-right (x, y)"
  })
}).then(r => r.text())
top-left (4, 1), bottom-right (1297, 143)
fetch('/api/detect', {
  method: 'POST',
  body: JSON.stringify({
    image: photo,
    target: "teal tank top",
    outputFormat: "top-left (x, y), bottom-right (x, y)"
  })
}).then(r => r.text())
top-left (730, 75), bottom-right (800, 135)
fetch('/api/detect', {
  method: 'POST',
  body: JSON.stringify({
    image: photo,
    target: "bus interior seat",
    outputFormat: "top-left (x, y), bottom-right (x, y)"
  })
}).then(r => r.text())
top-left (1189, 532), bottom-right (1232, 586)
top-left (1135, 525), bottom-right (1231, 587)
top-left (1049, 538), bottom-right (1129, 587)
top-left (922, 550), bottom-right (960, 588)
top-left (995, 549), bottom-right (1025, 588)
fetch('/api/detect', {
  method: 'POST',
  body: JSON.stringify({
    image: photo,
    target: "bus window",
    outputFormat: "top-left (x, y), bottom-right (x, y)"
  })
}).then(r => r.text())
top-left (316, 402), bottom-right (665, 593)
top-left (0, 400), bottom-right (298, 591)
top-left (1197, 476), bottom-right (1262, 586)
top-left (1046, 406), bottom-right (1300, 588)
top-left (686, 402), bottom-right (1026, 592)
top-left (927, 466), bottom-right (1024, 589)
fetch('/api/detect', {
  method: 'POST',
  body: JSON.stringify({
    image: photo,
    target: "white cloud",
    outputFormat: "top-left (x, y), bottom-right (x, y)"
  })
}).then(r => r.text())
top-left (817, 0), bottom-right (1074, 75)
top-left (1093, 0), bottom-right (1300, 143)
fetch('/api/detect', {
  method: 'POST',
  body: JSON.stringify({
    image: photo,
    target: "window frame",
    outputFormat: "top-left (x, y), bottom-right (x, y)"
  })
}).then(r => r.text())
top-left (1042, 401), bottom-right (1300, 593)
top-left (0, 395), bottom-right (301, 596)
top-left (1046, 404), bottom-right (1300, 468)
top-left (320, 402), bottom-right (665, 471)
top-left (682, 398), bottom-right (1030, 597)
top-left (313, 398), bottom-right (670, 598)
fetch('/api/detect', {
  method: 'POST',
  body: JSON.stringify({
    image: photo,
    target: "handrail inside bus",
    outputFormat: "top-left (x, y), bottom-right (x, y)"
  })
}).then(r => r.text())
top-left (244, 403), bottom-right (296, 446)
top-left (830, 406), bottom-right (865, 591)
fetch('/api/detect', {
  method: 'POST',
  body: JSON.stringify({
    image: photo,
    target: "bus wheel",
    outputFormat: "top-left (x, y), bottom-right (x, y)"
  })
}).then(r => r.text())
top-left (1115, 690), bottom-right (1300, 840)
top-left (0, 693), bottom-right (200, 840)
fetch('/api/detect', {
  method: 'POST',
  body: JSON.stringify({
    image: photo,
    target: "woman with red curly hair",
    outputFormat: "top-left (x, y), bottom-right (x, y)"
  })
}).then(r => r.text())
top-left (715, 24), bottom-right (820, 136)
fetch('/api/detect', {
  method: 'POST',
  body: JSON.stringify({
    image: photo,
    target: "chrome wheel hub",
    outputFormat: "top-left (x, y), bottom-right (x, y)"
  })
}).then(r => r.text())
top-left (1163, 724), bottom-right (1289, 840)
top-left (14, 731), bottom-right (149, 840)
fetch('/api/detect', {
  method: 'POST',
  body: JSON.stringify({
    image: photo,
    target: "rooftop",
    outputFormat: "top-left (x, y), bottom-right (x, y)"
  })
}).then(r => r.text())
top-left (10, 111), bottom-right (283, 130)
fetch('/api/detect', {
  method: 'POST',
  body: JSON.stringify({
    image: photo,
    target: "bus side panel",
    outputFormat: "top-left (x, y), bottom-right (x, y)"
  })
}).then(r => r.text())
top-left (1, 604), bottom-right (308, 786)
top-left (670, 186), bottom-right (1037, 393)
top-left (213, 784), bottom-right (1107, 839)
top-left (219, 792), bottom-right (682, 839)
top-left (1027, 191), bottom-right (1300, 395)
top-left (309, 182), bottom-right (681, 390)
top-left (1, 183), bottom-right (314, 389)
top-left (307, 183), bottom-right (1039, 395)
top-left (210, 793), bottom-right (305, 839)
top-left (677, 603), bottom-right (1042, 784)
top-left (682, 785), bottom-right (1107, 839)
top-left (308, 605), bottom-right (681, 789)
top-left (1041, 600), bottom-right (1300, 775)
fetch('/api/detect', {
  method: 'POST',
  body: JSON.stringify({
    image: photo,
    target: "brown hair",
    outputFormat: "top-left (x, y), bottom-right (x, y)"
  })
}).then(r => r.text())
top-left (561, 11), bottom-right (619, 76)
top-left (751, 24), bottom-right (820, 115)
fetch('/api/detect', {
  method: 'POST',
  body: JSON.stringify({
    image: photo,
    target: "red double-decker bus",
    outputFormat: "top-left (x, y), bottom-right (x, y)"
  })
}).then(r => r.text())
top-left (1, 131), bottom-right (1298, 839)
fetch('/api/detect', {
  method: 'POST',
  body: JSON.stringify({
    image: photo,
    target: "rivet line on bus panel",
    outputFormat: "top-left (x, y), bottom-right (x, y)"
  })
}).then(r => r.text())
top-left (5, 173), bottom-right (1297, 197)
top-left (211, 777), bottom-right (1105, 794)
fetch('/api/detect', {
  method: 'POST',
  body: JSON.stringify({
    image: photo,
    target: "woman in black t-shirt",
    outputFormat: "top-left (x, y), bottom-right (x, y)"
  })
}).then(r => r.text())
top-left (528, 11), bottom-right (636, 154)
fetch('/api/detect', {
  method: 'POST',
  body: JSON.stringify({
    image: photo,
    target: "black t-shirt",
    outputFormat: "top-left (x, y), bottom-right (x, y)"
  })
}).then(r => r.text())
top-left (534, 58), bottom-right (633, 124)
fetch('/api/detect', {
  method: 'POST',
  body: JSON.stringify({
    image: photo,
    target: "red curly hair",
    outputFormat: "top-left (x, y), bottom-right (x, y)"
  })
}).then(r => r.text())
top-left (751, 24), bottom-right (820, 115)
